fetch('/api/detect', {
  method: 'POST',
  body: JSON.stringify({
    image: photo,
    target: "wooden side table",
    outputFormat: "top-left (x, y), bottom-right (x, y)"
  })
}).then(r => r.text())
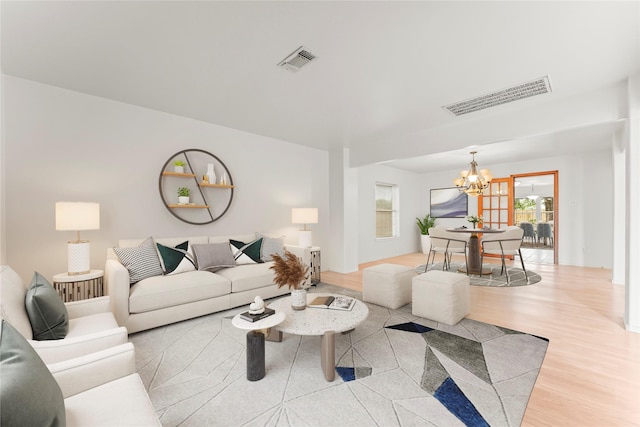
top-left (52, 269), bottom-right (104, 302)
top-left (310, 246), bottom-right (321, 284)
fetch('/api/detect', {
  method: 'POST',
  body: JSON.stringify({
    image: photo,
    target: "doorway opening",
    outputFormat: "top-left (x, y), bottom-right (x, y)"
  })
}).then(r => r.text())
top-left (513, 172), bottom-right (558, 265)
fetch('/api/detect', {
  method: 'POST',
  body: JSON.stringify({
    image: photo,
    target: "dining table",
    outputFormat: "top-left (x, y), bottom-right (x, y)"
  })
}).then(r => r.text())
top-left (446, 227), bottom-right (505, 275)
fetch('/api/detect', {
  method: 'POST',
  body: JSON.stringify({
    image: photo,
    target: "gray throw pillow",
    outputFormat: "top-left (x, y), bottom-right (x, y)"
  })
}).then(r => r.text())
top-left (192, 243), bottom-right (237, 272)
top-left (256, 233), bottom-right (285, 262)
top-left (113, 237), bottom-right (163, 284)
top-left (0, 320), bottom-right (66, 426)
top-left (25, 272), bottom-right (69, 340)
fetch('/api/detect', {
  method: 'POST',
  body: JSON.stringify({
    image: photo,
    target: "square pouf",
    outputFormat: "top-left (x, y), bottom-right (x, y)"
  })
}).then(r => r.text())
top-left (412, 270), bottom-right (470, 325)
top-left (363, 263), bottom-right (415, 309)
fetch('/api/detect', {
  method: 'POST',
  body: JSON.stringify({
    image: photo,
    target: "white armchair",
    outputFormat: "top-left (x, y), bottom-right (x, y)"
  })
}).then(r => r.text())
top-left (0, 265), bottom-right (128, 364)
top-left (1, 319), bottom-right (159, 427)
top-left (49, 343), bottom-right (160, 426)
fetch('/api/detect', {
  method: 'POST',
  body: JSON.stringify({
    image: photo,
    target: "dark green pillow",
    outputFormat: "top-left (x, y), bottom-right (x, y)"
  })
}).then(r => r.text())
top-left (230, 238), bottom-right (263, 264)
top-left (156, 241), bottom-right (196, 275)
top-left (0, 320), bottom-right (66, 426)
top-left (24, 272), bottom-right (69, 340)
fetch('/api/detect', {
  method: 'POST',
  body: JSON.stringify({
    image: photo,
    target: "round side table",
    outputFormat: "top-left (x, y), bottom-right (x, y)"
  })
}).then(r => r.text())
top-left (232, 311), bottom-right (285, 381)
top-left (52, 269), bottom-right (104, 302)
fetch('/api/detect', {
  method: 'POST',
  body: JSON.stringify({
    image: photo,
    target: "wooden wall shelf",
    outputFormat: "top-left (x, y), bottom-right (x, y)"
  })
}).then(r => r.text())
top-left (158, 149), bottom-right (234, 225)
top-left (199, 182), bottom-right (235, 189)
top-left (162, 172), bottom-right (197, 178)
top-left (168, 204), bottom-right (210, 209)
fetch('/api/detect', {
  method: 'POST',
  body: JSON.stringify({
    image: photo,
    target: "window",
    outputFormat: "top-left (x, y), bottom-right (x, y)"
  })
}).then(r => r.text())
top-left (376, 183), bottom-right (399, 238)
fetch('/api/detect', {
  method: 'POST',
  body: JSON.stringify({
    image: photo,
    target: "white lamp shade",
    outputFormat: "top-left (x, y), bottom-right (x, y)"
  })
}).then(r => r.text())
top-left (291, 208), bottom-right (318, 225)
top-left (56, 202), bottom-right (100, 231)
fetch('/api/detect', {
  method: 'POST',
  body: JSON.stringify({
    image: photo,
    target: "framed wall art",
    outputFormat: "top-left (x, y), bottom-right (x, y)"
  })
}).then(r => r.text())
top-left (430, 187), bottom-right (468, 218)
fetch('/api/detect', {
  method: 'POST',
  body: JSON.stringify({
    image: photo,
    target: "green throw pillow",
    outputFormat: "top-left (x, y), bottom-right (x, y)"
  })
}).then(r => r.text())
top-left (25, 272), bottom-right (69, 340)
top-left (230, 238), bottom-right (263, 265)
top-left (0, 320), bottom-right (66, 426)
top-left (157, 241), bottom-right (196, 275)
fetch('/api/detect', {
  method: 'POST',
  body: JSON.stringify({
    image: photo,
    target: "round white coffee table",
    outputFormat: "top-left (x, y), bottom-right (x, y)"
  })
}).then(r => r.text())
top-left (232, 311), bottom-right (285, 381)
top-left (268, 293), bottom-right (368, 381)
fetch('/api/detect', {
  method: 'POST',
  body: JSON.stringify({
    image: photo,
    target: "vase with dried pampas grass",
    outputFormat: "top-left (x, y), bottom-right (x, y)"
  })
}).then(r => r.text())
top-left (270, 250), bottom-right (310, 310)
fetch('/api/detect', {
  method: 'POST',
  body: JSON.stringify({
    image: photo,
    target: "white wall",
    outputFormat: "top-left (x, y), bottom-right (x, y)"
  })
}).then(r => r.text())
top-left (356, 163), bottom-right (423, 264)
top-left (418, 150), bottom-right (614, 268)
top-left (2, 76), bottom-right (329, 281)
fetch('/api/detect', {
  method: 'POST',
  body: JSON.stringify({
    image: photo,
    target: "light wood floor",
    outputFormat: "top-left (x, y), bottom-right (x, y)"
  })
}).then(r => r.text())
top-left (322, 253), bottom-right (640, 427)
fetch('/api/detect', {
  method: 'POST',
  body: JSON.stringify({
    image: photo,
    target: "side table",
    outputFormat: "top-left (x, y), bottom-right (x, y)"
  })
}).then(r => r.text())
top-left (310, 246), bottom-right (321, 284)
top-left (231, 311), bottom-right (286, 381)
top-left (52, 269), bottom-right (104, 302)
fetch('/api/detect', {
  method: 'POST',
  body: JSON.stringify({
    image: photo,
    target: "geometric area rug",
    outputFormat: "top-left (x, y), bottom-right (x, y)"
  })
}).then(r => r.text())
top-left (131, 283), bottom-right (549, 427)
top-left (415, 262), bottom-right (542, 287)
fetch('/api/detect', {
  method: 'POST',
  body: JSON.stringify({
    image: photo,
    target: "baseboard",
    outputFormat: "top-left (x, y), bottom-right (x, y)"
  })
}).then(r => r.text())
top-left (624, 316), bottom-right (640, 333)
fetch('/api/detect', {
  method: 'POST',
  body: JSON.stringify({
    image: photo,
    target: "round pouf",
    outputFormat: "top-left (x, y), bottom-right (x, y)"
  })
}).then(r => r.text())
top-left (412, 271), bottom-right (470, 325)
top-left (246, 331), bottom-right (265, 381)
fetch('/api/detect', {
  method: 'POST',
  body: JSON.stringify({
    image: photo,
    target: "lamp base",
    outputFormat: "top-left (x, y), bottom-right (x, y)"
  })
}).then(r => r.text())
top-left (68, 241), bottom-right (91, 275)
top-left (298, 230), bottom-right (312, 247)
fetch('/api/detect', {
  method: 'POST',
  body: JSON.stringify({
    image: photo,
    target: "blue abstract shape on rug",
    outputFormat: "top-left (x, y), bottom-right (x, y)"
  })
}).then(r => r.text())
top-left (385, 321), bottom-right (433, 333)
top-left (435, 377), bottom-right (490, 427)
top-left (336, 365), bottom-right (372, 382)
top-left (336, 367), bottom-right (356, 382)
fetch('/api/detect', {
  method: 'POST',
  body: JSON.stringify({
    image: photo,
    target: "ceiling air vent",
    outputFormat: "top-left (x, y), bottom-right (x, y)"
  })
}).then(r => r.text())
top-left (277, 46), bottom-right (317, 73)
top-left (443, 76), bottom-right (552, 116)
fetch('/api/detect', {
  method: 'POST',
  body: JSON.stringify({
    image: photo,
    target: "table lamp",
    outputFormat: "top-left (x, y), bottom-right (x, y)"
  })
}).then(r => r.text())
top-left (55, 202), bottom-right (100, 275)
top-left (291, 208), bottom-right (318, 247)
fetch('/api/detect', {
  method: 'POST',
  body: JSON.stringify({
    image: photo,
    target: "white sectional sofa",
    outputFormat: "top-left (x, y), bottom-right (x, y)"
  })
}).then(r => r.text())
top-left (105, 234), bottom-right (310, 333)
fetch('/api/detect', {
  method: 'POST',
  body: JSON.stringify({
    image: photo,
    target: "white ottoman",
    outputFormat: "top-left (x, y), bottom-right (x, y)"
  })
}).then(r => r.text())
top-left (363, 264), bottom-right (415, 309)
top-left (412, 271), bottom-right (470, 325)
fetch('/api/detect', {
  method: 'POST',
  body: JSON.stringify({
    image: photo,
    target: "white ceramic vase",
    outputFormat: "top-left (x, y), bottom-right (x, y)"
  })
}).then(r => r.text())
top-left (174, 166), bottom-right (184, 173)
top-left (206, 164), bottom-right (216, 185)
top-left (290, 288), bottom-right (307, 310)
top-left (178, 196), bottom-right (189, 204)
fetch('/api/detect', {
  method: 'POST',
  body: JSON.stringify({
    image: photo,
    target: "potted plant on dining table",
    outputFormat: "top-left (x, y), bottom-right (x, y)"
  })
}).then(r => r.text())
top-left (467, 215), bottom-right (484, 229)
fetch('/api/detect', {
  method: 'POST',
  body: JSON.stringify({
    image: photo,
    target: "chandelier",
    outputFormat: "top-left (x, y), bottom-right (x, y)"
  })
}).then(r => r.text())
top-left (453, 151), bottom-right (493, 197)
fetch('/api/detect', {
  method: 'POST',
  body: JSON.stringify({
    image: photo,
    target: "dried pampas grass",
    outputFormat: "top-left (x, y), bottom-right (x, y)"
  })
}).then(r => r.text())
top-left (270, 250), bottom-right (310, 290)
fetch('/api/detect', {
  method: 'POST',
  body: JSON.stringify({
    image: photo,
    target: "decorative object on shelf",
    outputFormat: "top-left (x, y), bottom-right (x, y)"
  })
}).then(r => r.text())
top-left (173, 160), bottom-right (186, 173)
top-left (453, 151), bottom-right (492, 197)
top-left (55, 202), bottom-right (100, 275)
top-left (159, 149), bottom-right (235, 225)
top-left (270, 250), bottom-right (310, 310)
top-left (467, 215), bottom-right (483, 228)
top-left (220, 171), bottom-right (228, 186)
top-left (248, 296), bottom-right (265, 315)
top-left (177, 187), bottom-right (190, 204)
top-left (291, 208), bottom-right (318, 247)
top-left (416, 214), bottom-right (436, 254)
top-left (206, 163), bottom-right (216, 185)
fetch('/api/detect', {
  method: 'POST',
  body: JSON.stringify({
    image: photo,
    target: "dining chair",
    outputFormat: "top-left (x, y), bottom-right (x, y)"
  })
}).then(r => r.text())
top-left (424, 227), bottom-right (469, 274)
top-left (520, 222), bottom-right (536, 245)
top-left (537, 222), bottom-right (553, 246)
top-left (480, 226), bottom-right (528, 284)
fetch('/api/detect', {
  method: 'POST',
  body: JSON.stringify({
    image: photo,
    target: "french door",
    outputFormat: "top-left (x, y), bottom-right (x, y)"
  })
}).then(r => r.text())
top-left (479, 178), bottom-right (513, 229)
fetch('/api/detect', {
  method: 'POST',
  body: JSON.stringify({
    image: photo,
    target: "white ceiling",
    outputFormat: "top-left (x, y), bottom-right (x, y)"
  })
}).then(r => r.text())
top-left (2, 1), bottom-right (638, 172)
